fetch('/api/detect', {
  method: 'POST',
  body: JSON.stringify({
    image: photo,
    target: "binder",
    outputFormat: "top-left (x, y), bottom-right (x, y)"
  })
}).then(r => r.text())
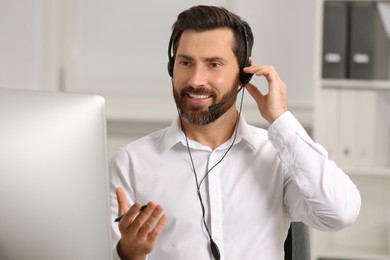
top-left (322, 1), bottom-right (349, 79)
top-left (349, 2), bottom-right (389, 79)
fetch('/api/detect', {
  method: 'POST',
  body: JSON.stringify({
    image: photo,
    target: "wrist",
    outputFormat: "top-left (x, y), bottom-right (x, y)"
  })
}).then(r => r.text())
top-left (117, 240), bottom-right (146, 260)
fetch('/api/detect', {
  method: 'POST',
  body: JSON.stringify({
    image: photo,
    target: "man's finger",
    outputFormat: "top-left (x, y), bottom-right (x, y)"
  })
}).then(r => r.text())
top-left (148, 214), bottom-right (168, 242)
top-left (138, 204), bottom-right (164, 238)
top-left (245, 83), bottom-right (264, 101)
top-left (116, 187), bottom-right (129, 216)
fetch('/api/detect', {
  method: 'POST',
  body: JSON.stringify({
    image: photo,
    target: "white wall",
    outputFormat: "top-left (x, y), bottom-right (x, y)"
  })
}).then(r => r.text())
top-left (0, 0), bottom-right (44, 90)
top-left (69, 0), bottom-right (316, 106)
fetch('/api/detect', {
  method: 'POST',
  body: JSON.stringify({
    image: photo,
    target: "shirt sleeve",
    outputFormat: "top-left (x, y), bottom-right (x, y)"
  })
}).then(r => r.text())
top-left (268, 111), bottom-right (361, 231)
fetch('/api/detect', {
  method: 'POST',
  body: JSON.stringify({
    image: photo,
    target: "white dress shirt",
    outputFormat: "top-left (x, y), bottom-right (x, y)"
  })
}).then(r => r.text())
top-left (110, 111), bottom-right (361, 260)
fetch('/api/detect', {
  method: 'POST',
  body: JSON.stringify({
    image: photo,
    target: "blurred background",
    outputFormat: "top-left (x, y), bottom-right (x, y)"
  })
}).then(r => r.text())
top-left (0, 0), bottom-right (316, 156)
top-left (0, 0), bottom-right (389, 259)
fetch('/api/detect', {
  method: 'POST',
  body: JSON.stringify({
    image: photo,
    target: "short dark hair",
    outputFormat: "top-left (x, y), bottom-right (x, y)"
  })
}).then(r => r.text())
top-left (170, 5), bottom-right (254, 71)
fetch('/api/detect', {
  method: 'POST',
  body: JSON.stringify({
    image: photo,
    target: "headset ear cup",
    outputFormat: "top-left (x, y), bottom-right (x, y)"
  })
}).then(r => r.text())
top-left (167, 58), bottom-right (174, 78)
top-left (239, 71), bottom-right (253, 85)
top-left (167, 32), bottom-right (175, 78)
top-left (239, 24), bottom-right (253, 85)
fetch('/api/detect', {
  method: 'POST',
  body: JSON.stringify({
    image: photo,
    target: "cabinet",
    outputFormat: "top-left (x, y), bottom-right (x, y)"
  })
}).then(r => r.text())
top-left (316, 85), bottom-right (390, 169)
top-left (312, 0), bottom-right (390, 259)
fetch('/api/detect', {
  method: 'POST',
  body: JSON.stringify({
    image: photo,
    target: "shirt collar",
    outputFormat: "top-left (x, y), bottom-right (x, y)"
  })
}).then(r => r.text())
top-left (160, 117), bottom-right (185, 153)
top-left (160, 115), bottom-right (258, 153)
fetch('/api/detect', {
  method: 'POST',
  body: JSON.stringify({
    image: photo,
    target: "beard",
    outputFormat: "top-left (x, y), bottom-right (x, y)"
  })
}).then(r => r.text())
top-left (172, 80), bottom-right (240, 125)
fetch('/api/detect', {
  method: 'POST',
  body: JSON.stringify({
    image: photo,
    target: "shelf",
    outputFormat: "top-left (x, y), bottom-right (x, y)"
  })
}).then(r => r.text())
top-left (314, 251), bottom-right (390, 260)
top-left (311, 228), bottom-right (390, 260)
top-left (322, 79), bottom-right (390, 91)
top-left (314, 0), bottom-right (390, 259)
top-left (342, 167), bottom-right (390, 177)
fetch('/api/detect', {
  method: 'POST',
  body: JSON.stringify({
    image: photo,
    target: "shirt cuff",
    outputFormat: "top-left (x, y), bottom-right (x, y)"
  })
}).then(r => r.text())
top-left (268, 111), bottom-right (310, 149)
top-left (112, 245), bottom-right (149, 260)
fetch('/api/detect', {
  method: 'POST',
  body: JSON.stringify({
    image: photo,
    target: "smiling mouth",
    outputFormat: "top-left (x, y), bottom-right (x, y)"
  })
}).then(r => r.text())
top-left (188, 93), bottom-right (212, 99)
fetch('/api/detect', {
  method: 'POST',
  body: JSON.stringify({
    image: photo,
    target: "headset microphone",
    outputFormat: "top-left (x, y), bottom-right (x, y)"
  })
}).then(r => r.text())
top-left (208, 86), bottom-right (244, 111)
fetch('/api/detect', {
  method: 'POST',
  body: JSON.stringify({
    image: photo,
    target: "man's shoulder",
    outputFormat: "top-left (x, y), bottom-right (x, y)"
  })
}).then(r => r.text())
top-left (244, 122), bottom-right (269, 139)
top-left (123, 127), bottom-right (169, 150)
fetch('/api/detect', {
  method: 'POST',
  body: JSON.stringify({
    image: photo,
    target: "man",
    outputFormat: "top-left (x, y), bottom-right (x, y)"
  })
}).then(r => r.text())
top-left (110, 5), bottom-right (361, 260)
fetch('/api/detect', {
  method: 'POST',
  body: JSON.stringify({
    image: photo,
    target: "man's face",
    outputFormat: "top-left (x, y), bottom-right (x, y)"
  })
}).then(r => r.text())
top-left (172, 28), bottom-right (240, 125)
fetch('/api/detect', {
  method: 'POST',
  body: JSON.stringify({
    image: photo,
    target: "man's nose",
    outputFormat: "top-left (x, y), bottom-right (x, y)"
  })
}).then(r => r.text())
top-left (188, 65), bottom-right (208, 87)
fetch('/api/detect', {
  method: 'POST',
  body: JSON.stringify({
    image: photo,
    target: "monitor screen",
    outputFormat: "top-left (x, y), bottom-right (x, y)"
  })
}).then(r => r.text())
top-left (0, 89), bottom-right (112, 260)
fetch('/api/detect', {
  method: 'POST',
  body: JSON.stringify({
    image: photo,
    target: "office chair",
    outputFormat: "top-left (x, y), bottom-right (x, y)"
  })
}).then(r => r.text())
top-left (284, 222), bottom-right (311, 260)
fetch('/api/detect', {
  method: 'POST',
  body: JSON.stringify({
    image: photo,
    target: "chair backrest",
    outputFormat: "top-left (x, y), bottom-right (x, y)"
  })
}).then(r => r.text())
top-left (284, 222), bottom-right (311, 260)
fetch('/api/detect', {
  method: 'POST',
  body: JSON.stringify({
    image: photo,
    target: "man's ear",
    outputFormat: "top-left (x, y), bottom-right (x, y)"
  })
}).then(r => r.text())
top-left (248, 57), bottom-right (253, 66)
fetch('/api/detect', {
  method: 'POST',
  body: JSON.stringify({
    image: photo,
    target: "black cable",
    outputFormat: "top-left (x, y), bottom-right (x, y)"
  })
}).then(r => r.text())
top-left (179, 88), bottom-right (245, 260)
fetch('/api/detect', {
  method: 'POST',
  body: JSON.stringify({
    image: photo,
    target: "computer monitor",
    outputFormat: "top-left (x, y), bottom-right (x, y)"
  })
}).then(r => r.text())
top-left (0, 89), bottom-right (113, 260)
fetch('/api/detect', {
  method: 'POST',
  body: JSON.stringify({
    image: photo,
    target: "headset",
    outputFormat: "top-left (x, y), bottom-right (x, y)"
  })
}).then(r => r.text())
top-left (167, 23), bottom-right (253, 85)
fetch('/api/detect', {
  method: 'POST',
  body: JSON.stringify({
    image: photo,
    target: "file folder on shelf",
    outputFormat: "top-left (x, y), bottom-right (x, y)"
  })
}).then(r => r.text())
top-left (349, 1), bottom-right (389, 80)
top-left (322, 1), bottom-right (349, 79)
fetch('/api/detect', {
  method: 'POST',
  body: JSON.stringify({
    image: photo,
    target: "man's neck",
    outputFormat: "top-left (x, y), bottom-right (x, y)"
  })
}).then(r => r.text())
top-left (181, 107), bottom-right (238, 150)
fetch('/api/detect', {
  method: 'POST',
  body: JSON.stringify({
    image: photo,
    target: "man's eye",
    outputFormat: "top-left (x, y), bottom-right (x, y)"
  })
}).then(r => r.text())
top-left (179, 60), bottom-right (191, 66)
top-left (210, 63), bottom-right (221, 68)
